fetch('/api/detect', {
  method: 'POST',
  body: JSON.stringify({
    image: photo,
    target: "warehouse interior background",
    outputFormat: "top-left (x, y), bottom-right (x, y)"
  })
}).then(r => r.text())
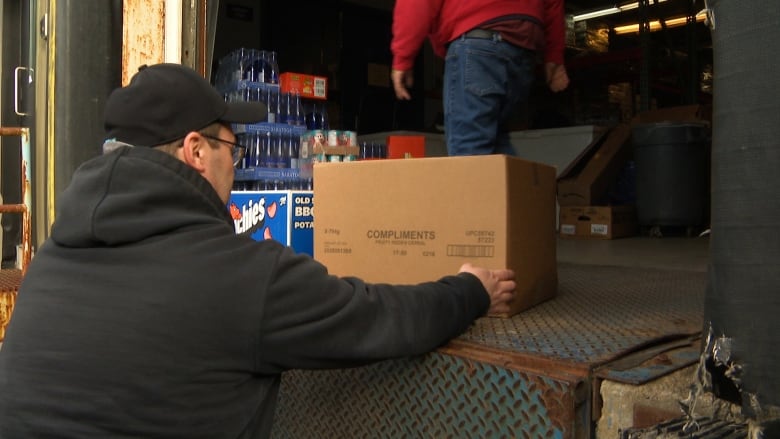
top-left (211, 0), bottom-right (711, 135)
top-left (5, 1), bottom-right (779, 437)
top-left (0, 0), bottom-right (713, 269)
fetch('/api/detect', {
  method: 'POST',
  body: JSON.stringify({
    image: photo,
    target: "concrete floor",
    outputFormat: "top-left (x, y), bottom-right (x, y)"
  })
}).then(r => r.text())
top-left (557, 234), bottom-right (710, 273)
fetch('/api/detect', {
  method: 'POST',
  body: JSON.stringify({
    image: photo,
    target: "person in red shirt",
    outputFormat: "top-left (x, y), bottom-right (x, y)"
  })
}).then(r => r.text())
top-left (391, 0), bottom-right (570, 156)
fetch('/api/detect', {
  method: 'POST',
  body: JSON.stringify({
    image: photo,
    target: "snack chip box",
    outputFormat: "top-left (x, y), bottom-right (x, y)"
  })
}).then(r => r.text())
top-left (229, 191), bottom-right (314, 256)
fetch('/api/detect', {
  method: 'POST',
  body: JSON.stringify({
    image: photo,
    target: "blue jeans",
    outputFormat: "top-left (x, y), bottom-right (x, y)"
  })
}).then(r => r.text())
top-left (443, 34), bottom-right (536, 156)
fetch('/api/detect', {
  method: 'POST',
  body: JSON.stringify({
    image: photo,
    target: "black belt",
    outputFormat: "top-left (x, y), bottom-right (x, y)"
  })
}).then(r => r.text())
top-left (462, 28), bottom-right (502, 41)
top-left (445, 29), bottom-right (503, 50)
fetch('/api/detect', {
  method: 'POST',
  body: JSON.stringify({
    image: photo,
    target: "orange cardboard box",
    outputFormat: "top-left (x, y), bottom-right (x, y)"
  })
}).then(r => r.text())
top-left (279, 72), bottom-right (327, 100)
top-left (386, 135), bottom-right (426, 159)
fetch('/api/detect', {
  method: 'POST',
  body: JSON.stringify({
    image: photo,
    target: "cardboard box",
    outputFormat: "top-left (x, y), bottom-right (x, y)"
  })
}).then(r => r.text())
top-left (386, 135), bottom-right (426, 159)
top-left (279, 72), bottom-right (327, 100)
top-left (313, 155), bottom-right (558, 317)
top-left (559, 205), bottom-right (637, 239)
top-left (557, 123), bottom-right (632, 206)
top-left (229, 191), bottom-right (314, 256)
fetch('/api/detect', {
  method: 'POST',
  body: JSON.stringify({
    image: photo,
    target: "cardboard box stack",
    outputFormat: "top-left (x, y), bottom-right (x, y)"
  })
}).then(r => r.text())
top-left (556, 123), bottom-right (638, 239)
top-left (556, 105), bottom-right (712, 239)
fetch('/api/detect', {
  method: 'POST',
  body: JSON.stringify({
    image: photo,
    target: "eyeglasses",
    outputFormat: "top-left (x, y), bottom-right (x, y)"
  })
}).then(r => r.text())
top-left (200, 133), bottom-right (246, 167)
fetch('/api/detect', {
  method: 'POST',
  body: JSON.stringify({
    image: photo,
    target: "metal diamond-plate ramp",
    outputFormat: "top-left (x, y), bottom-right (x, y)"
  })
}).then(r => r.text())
top-left (271, 264), bottom-right (705, 438)
top-left (454, 263), bottom-right (706, 368)
top-left (273, 353), bottom-right (584, 439)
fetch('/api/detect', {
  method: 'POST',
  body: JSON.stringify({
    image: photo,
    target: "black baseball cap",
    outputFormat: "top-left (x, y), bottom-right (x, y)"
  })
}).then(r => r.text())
top-left (104, 63), bottom-right (267, 147)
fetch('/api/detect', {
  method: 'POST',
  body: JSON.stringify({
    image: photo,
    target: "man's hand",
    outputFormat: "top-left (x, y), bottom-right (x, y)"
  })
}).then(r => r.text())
top-left (545, 62), bottom-right (570, 93)
top-left (391, 69), bottom-right (414, 100)
top-left (458, 263), bottom-right (516, 316)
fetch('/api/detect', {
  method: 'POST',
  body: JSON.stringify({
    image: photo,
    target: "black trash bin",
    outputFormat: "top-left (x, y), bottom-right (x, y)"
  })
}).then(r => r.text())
top-left (632, 122), bottom-right (710, 231)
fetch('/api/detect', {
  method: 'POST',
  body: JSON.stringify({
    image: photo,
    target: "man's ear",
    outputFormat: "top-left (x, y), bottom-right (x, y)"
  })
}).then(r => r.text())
top-left (179, 132), bottom-right (207, 173)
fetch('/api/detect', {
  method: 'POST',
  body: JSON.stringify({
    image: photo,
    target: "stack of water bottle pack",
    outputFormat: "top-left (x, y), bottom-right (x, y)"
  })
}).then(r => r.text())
top-left (217, 48), bottom-right (321, 256)
top-left (216, 47), bottom-right (325, 191)
top-left (215, 47), bottom-right (390, 193)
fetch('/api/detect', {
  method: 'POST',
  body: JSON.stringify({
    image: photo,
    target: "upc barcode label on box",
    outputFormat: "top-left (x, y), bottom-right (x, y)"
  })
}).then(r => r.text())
top-left (314, 78), bottom-right (327, 98)
top-left (591, 224), bottom-right (609, 235)
top-left (561, 224), bottom-right (576, 235)
top-left (446, 245), bottom-right (495, 258)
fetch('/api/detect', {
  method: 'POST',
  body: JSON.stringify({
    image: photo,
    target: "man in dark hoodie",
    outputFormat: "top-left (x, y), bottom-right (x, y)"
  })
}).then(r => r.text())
top-left (0, 63), bottom-right (516, 438)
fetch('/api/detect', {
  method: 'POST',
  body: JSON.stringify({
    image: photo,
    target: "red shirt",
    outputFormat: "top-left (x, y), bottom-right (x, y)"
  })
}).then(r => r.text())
top-left (391, 0), bottom-right (566, 71)
top-left (483, 18), bottom-right (546, 54)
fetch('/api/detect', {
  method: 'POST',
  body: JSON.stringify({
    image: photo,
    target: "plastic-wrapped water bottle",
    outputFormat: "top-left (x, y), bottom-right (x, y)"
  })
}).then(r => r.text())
top-left (270, 130), bottom-right (282, 169)
top-left (279, 128), bottom-right (292, 169)
top-left (270, 130), bottom-right (284, 190)
top-left (235, 133), bottom-right (247, 168)
top-left (242, 49), bottom-right (260, 83)
top-left (279, 92), bottom-right (289, 125)
top-left (267, 51), bottom-right (279, 85)
top-left (257, 87), bottom-right (269, 122)
top-left (318, 103), bottom-right (329, 130)
top-left (305, 103), bottom-right (317, 130)
top-left (298, 133), bottom-right (314, 190)
top-left (288, 129), bottom-right (300, 169)
top-left (288, 92), bottom-right (303, 126)
top-left (289, 132), bottom-right (301, 188)
top-left (291, 94), bottom-right (300, 126)
top-left (267, 89), bottom-right (279, 124)
top-left (240, 132), bottom-right (259, 189)
top-left (259, 130), bottom-right (272, 168)
top-left (256, 50), bottom-right (268, 83)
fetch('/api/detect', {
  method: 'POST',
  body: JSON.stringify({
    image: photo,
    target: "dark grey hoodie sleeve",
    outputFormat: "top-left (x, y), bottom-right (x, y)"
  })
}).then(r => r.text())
top-left (254, 248), bottom-right (490, 373)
